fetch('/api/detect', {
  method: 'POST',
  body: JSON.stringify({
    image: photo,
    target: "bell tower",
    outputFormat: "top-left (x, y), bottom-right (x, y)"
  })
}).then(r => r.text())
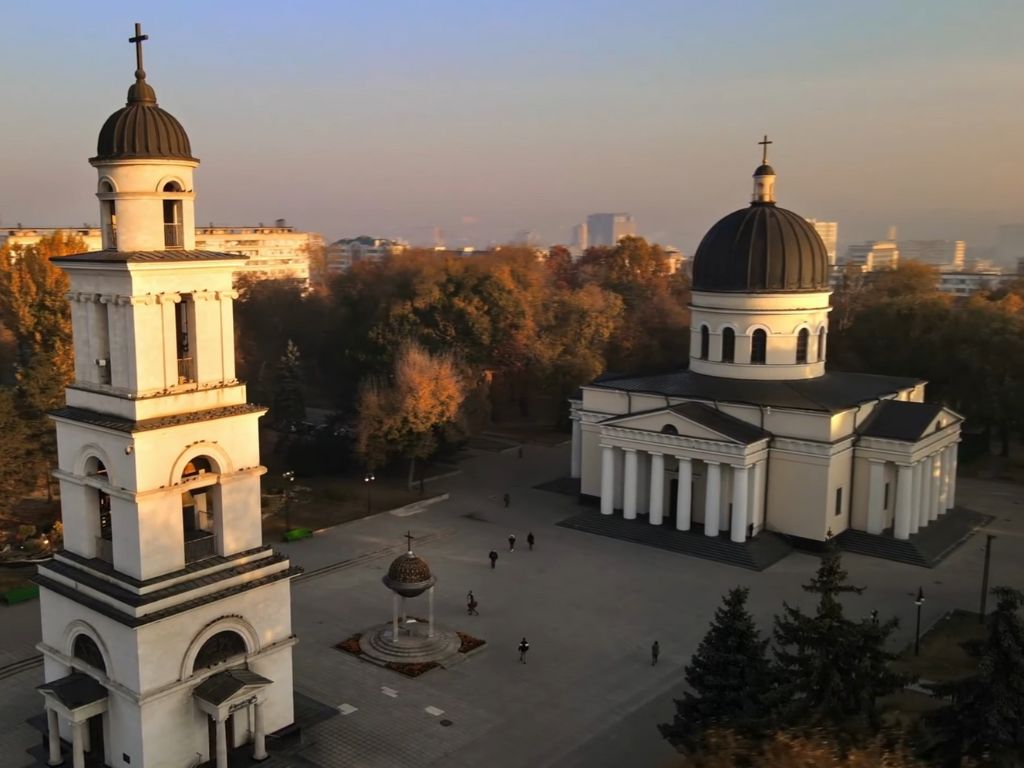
top-left (35, 24), bottom-right (298, 768)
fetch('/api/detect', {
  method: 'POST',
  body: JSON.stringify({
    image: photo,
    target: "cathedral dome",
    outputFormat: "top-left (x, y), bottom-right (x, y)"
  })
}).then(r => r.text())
top-left (382, 551), bottom-right (436, 597)
top-left (94, 86), bottom-right (196, 163)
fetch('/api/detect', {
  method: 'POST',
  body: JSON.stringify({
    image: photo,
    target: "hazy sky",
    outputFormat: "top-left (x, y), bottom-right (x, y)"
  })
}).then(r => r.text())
top-left (1, 1), bottom-right (1021, 252)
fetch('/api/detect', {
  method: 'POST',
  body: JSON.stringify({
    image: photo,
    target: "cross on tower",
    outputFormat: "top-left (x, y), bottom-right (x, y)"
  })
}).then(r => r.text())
top-left (129, 22), bottom-right (148, 79)
top-left (405, 531), bottom-right (414, 552)
top-left (758, 134), bottom-right (772, 165)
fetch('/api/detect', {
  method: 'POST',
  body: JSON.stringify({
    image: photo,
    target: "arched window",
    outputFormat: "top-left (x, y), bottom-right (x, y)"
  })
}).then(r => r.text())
top-left (182, 456), bottom-right (218, 563)
top-left (796, 328), bottom-right (810, 364)
top-left (699, 325), bottom-right (709, 360)
top-left (175, 294), bottom-right (196, 383)
top-left (751, 329), bottom-right (767, 364)
top-left (193, 631), bottom-right (247, 671)
top-left (660, 424), bottom-right (679, 435)
top-left (163, 182), bottom-right (184, 248)
top-left (817, 327), bottom-right (826, 362)
top-left (73, 635), bottom-right (107, 673)
top-left (721, 328), bottom-right (735, 363)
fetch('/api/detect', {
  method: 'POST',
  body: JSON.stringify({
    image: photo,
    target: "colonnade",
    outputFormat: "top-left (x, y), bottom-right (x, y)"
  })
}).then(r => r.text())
top-left (598, 445), bottom-right (763, 543)
top-left (878, 441), bottom-right (957, 540)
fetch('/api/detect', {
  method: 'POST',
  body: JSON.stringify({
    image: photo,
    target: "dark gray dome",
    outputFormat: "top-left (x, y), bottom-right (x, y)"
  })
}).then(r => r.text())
top-left (382, 552), bottom-right (436, 597)
top-left (93, 77), bottom-right (196, 163)
top-left (754, 163), bottom-right (775, 176)
top-left (692, 202), bottom-right (829, 293)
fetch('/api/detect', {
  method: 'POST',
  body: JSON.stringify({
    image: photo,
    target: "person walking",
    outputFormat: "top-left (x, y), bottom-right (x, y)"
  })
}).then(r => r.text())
top-left (508, 533), bottom-right (516, 552)
top-left (527, 532), bottom-right (535, 551)
top-left (503, 492), bottom-right (510, 509)
top-left (518, 637), bottom-right (530, 663)
top-left (489, 550), bottom-right (498, 569)
top-left (467, 592), bottom-right (479, 616)
top-left (651, 640), bottom-right (660, 666)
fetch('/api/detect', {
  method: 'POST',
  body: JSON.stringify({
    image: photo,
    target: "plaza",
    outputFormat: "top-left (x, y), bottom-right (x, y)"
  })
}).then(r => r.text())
top-left (1, 440), bottom-right (1021, 767)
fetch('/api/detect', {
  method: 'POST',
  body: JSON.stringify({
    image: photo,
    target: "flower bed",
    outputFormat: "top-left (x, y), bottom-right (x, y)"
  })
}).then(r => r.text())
top-left (384, 660), bottom-right (438, 677)
top-left (456, 631), bottom-right (486, 654)
top-left (335, 633), bottom-right (363, 656)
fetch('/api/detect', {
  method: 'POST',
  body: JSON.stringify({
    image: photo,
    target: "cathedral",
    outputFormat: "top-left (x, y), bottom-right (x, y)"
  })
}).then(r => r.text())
top-left (569, 145), bottom-right (962, 545)
top-left (34, 26), bottom-right (298, 768)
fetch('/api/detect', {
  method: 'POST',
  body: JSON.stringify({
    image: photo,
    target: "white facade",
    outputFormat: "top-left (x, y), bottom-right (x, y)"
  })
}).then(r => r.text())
top-left (806, 219), bottom-right (838, 266)
top-left (586, 213), bottom-right (635, 247)
top-left (843, 240), bottom-right (900, 272)
top-left (195, 221), bottom-right (321, 284)
top-left (1, 226), bottom-right (103, 252)
top-left (326, 236), bottom-right (408, 274)
top-left (36, 31), bottom-right (296, 768)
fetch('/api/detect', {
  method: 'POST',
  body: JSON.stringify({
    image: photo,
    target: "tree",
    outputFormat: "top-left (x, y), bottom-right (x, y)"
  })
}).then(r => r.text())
top-left (772, 542), bottom-right (904, 733)
top-left (660, 587), bottom-right (775, 751)
top-left (356, 342), bottom-right (464, 486)
top-left (923, 587), bottom-right (1024, 766)
top-left (270, 340), bottom-right (306, 428)
top-left (0, 388), bottom-right (34, 515)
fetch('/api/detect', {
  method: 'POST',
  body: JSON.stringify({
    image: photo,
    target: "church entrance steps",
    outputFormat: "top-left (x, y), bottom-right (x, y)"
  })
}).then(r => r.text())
top-left (837, 507), bottom-right (993, 568)
top-left (555, 511), bottom-right (792, 571)
top-left (533, 476), bottom-right (582, 496)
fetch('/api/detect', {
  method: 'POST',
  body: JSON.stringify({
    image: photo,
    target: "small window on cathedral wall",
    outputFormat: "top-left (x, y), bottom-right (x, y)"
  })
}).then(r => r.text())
top-left (751, 329), bottom-right (767, 364)
top-left (700, 325), bottom-right (710, 360)
top-left (817, 327), bottom-right (826, 362)
top-left (796, 328), bottom-right (810, 364)
top-left (721, 328), bottom-right (735, 363)
top-left (834, 487), bottom-right (843, 516)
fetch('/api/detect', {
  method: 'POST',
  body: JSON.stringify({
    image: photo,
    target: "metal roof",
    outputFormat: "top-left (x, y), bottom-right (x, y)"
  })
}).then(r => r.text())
top-left (51, 250), bottom-right (247, 265)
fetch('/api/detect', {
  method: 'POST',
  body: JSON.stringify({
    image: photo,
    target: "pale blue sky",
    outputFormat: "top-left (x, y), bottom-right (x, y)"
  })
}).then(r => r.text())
top-left (0, 1), bottom-right (1021, 251)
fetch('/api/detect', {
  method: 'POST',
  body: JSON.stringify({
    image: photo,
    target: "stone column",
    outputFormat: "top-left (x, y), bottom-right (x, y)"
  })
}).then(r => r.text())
top-left (676, 457), bottom-right (692, 531)
top-left (866, 460), bottom-right (886, 535)
top-left (730, 465), bottom-right (749, 543)
top-left (600, 446), bottom-right (615, 516)
top-left (252, 701), bottom-right (268, 761)
top-left (215, 715), bottom-right (228, 768)
top-left (648, 453), bottom-right (665, 525)
top-left (914, 460), bottom-right (928, 532)
top-left (704, 462), bottom-right (721, 537)
top-left (46, 708), bottom-right (62, 766)
top-left (570, 419), bottom-right (582, 479)
top-left (937, 448), bottom-right (949, 513)
top-left (930, 453), bottom-right (942, 521)
top-left (749, 459), bottom-right (764, 534)
top-left (623, 449), bottom-right (638, 520)
top-left (392, 593), bottom-right (399, 640)
top-left (920, 456), bottom-right (933, 527)
top-left (947, 443), bottom-right (958, 509)
top-left (894, 464), bottom-right (914, 540)
top-left (428, 586), bottom-right (435, 638)
top-left (71, 721), bottom-right (85, 768)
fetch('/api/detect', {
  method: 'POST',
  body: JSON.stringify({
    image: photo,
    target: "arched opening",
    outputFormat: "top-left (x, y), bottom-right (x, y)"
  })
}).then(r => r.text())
top-left (750, 329), bottom-right (767, 364)
top-left (193, 630), bottom-right (247, 673)
top-left (817, 327), bottom-right (826, 362)
top-left (721, 328), bottom-right (735, 363)
top-left (73, 634), bottom-right (107, 674)
top-left (163, 182), bottom-right (184, 248)
top-left (661, 424), bottom-right (679, 435)
top-left (85, 458), bottom-right (113, 563)
top-left (100, 192), bottom-right (117, 249)
top-left (175, 294), bottom-right (196, 383)
top-left (796, 328), bottom-right (810, 364)
top-left (699, 325), bottom-right (709, 360)
top-left (181, 457), bottom-right (218, 563)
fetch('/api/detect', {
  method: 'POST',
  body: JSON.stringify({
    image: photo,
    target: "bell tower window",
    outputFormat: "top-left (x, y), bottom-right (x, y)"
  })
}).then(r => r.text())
top-left (102, 200), bottom-right (117, 250)
top-left (699, 325), bottom-right (710, 360)
top-left (751, 329), bottom-right (767, 364)
top-left (818, 327), bottom-right (826, 362)
top-left (175, 294), bottom-right (196, 383)
top-left (721, 328), bottom-right (735, 363)
top-left (796, 328), bottom-right (810, 364)
top-left (181, 457), bottom-right (218, 563)
top-left (163, 181), bottom-right (184, 248)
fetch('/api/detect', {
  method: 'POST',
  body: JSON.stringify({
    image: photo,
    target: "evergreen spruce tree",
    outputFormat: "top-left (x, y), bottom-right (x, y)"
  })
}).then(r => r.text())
top-left (924, 587), bottom-right (1024, 766)
top-left (659, 587), bottom-right (775, 751)
top-left (772, 540), bottom-right (903, 733)
top-left (271, 340), bottom-right (306, 429)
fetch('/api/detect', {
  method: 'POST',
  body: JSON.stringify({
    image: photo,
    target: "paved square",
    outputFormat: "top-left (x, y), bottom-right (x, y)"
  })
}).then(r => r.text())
top-left (0, 443), bottom-right (1021, 767)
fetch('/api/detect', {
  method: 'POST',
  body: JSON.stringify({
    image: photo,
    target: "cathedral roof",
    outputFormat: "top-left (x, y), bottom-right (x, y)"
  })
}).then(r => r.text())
top-left (601, 402), bottom-right (770, 444)
top-left (51, 249), bottom-right (246, 265)
top-left (858, 400), bottom-right (961, 441)
top-left (692, 202), bottom-right (830, 293)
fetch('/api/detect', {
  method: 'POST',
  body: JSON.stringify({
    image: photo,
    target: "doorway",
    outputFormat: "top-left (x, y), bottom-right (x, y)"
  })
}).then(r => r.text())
top-left (85, 713), bottom-right (105, 766)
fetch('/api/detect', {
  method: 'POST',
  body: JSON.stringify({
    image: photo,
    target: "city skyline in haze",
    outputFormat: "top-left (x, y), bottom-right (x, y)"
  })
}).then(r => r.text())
top-left (0, 1), bottom-right (1020, 253)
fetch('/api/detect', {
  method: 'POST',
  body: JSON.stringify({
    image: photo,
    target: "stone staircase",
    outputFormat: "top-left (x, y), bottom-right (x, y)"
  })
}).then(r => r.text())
top-left (837, 507), bottom-right (992, 568)
top-left (556, 511), bottom-right (792, 571)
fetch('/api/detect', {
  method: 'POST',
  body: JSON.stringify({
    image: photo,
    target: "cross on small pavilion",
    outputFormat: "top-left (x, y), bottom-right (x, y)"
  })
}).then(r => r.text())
top-left (129, 22), bottom-right (149, 79)
top-left (758, 134), bottom-right (772, 165)
top-left (405, 531), bottom-right (415, 552)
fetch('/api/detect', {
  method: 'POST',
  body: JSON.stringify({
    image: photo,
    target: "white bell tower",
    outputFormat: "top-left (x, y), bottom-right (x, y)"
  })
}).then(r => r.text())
top-left (35, 24), bottom-right (298, 768)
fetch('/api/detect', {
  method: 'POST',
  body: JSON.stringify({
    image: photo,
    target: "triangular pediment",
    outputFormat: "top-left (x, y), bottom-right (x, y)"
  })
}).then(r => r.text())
top-left (601, 402), bottom-right (769, 445)
top-left (859, 400), bottom-right (963, 442)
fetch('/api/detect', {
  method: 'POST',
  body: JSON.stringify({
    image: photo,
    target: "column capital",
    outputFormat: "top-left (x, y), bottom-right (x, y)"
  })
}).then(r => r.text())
top-left (156, 292), bottom-right (182, 305)
top-left (648, 451), bottom-right (663, 458)
top-left (704, 460), bottom-right (720, 466)
top-left (730, 463), bottom-right (750, 471)
top-left (867, 458), bottom-right (886, 465)
top-left (623, 447), bottom-right (637, 454)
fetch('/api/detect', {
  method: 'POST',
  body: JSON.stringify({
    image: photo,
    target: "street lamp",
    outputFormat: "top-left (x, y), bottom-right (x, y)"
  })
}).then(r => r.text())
top-left (282, 470), bottom-right (295, 532)
top-left (364, 472), bottom-right (376, 514)
top-left (914, 587), bottom-right (925, 657)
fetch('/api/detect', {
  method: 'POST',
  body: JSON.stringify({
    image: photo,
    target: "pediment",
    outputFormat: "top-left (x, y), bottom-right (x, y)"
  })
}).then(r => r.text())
top-left (601, 401), bottom-right (769, 445)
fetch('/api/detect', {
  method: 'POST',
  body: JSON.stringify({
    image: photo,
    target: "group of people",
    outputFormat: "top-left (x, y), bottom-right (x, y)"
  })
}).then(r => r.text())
top-left (487, 530), bottom-right (534, 568)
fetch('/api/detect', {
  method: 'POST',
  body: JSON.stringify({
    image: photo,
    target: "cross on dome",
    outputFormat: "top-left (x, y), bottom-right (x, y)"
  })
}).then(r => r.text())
top-left (129, 22), bottom-right (148, 81)
top-left (758, 134), bottom-right (772, 165)
top-left (405, 530), bottom-right (415, 553)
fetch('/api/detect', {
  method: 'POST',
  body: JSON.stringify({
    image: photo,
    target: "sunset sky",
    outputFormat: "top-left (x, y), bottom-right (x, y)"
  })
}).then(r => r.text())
top-left (0, 1), bottom-right (1020, 252)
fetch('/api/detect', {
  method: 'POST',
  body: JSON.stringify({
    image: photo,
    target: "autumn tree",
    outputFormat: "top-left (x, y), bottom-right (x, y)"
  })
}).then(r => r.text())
top-left (660, 587), bottom-right (775, 752)
top-left (356, 342), bottom-right (465, 485)
top-left (270, 340), bottom-right (306, 428)
top-left (772, 542), bottom-right (904, 734)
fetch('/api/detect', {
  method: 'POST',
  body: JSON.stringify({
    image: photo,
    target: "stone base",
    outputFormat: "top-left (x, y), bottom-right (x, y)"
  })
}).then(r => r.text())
top-left (358, 619), bottom-right (463, 666)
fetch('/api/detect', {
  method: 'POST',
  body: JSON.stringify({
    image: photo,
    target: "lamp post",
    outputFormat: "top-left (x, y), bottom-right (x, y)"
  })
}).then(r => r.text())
top-left (282, 470), bottom-right (295, 532)
top-left (914, 587), bottom-right (925, 656)
top-left (979, 534), bottom-right (995, 624)
top-left (364, 472), bottom-right (376, 514)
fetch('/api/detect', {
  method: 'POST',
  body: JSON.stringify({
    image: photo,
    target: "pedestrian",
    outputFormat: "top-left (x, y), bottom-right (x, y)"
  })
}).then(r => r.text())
top-left (503, 492), bottom-right (510, 509)
top-left (651, 640), bottom-right (660, 666)
top-left (527, 531), bottom-right (535, 551)
top-left (508, 533), bottom-right (516, 552)
top-left (467, 592), bottom-right (479, 616)
top-left (518, 637), bottom-right (530, 663)
top-left (489, 550), bottom-right (498, 569)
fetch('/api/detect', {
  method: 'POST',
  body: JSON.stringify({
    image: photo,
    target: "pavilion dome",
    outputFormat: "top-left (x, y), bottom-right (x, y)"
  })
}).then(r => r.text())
top-left (382, 551), bottom-right (436, 597)
top-left (691, 162), bottom-right (829, 293)
top-left (93, 73), bottom-right (196, 163)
